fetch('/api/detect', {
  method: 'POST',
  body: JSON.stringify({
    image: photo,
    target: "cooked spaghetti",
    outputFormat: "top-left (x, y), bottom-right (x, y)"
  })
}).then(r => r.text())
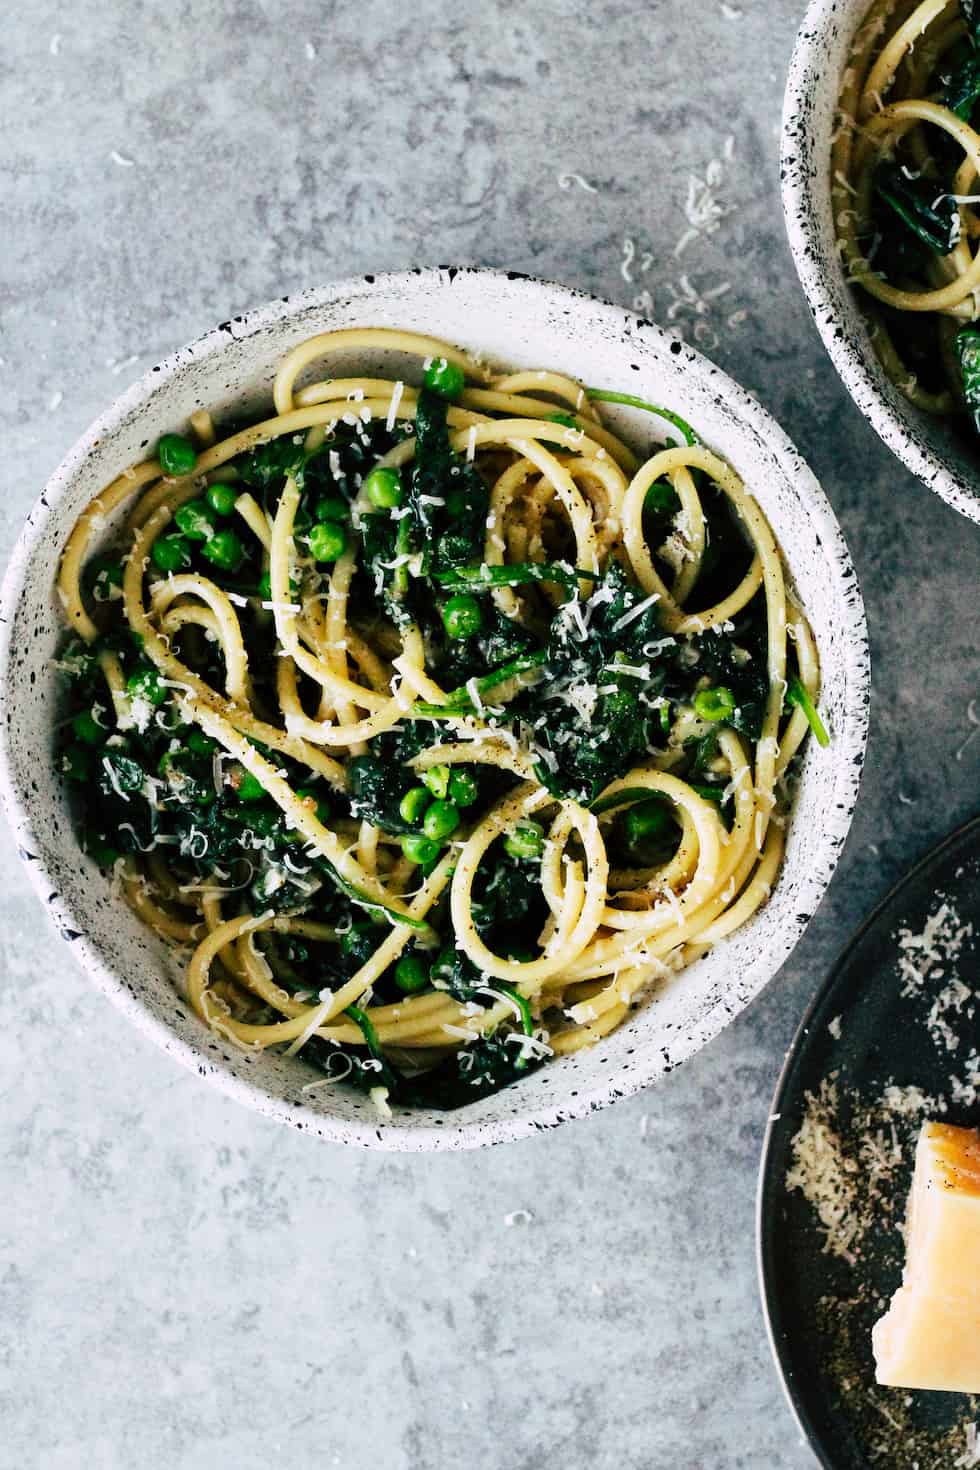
top-left (54, 327), bottom-right (827, 1111)
top-left (834, 0), bottom-right (980, 427)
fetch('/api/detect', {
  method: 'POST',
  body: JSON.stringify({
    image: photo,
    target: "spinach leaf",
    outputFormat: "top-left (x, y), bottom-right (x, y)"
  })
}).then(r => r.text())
top-left (956, 325), bottom-right (980, 431)
top-left (874, 163), bottom-right (959, 255)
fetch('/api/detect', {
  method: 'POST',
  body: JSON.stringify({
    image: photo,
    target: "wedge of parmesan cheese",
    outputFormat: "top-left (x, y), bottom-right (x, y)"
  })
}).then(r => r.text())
top-left (872, 1121), bottom-right (980, 1393)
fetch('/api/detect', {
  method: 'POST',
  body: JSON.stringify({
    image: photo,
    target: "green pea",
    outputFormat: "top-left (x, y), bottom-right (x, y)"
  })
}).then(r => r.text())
top-left (422, 799), bottom-right (460, 841)
top-left (447, 768), bottom-right (479, 808)
top-left (206, 481), bottom-right (239, 516)
top-left (187, 728), bottom-right (216, 756)
top-left (693, 686), bottom-right (736, 723)
top-left (175, 498), bottom-right (218, 543)
top-left (314, 494), bottom-right (349, 522)
top-left (151, 534), bottom-right (193, 574)
top-left (504, 820), bottom-right (545, 861)
top-left (442, 593), bottom-right (482, 640)
top-left (308, 521), bottom-right (348, 563)
top-left (420, 764), bottom-right (450, 800)
top-left (157, 433), bottom-right (197, 477)
top-left (126, 668), bottom-right (166, 707)
top-left (201, 529), bottom-right (245, 572)
top-left (625, 798), bottom-right (672, 848)
top-left (398, 786), bottom-right (431, 825)
top-left (71, 709), bottom-right (105, 746)
top-left (401, 832), bottom-right (440, 866)
top-left (61, 743), bottom-right (94, 781)
top-left (295, 786), bottom-right (330, 824)
top-left (363, 466), bottom-right (403, 509)
top-left (229, 763), bottom-right (264, 802)
top-left (423, 356), bottom-right (465, 400)
top-left (394, 954), bottom-right (430, 994)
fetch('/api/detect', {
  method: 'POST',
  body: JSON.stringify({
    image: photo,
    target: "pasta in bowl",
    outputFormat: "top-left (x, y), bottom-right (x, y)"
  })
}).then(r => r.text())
top-left (0, 271), bottom-right (868, 1146)
top-left (783, 0), bottom-right (980, 521)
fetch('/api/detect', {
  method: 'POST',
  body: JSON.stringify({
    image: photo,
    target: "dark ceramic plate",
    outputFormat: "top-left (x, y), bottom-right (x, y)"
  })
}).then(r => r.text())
top-left (758, 816), bottom-right (980, 1469)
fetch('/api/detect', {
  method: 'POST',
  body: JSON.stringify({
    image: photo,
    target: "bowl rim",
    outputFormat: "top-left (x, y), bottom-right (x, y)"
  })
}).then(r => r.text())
top-left (781, 0), bottom-right (980, 526)
top-left (0, 265), bottom-right (872, 1150)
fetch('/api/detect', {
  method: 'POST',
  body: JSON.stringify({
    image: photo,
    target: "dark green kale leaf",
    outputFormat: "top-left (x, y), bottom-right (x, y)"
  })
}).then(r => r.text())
top-left (345, 753), bottom-right (416, 835)
top-left (353, 391), bottom-right (489, 635)
top-left (398, 1033), bottom-right (546, 1109)
top-left (304, 1034), bottom-right (400, 1096)
top-left (407, 390), bottom-right (488, 564)
top-left (509, 563), bottom-right (668, 803)
top-left (943, 51), bottom-right (980, 120)
top-left (53, 637), bottom-right (101, 691)
top-left (410, 390), bottom-right (454, 533)
top-left (431, 944), bottom-right (484, 999)
top-left (692, 621), bottom-right (770, 740)
top-left (874, 162), bottom-right (959, 256)
top-left (238, 436), bottom-right (309, 491)
top-left (436, 605), bottom-right (538, 689)
top-left (470, 850), bottom-right (544, 937)
top-left (99, 748), bottom-right (146, 798)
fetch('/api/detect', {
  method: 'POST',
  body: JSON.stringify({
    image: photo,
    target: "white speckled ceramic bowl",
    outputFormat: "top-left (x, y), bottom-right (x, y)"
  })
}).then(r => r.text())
top-left (782, 0), bottom-right (980, 523)
top-left (0, 268), bottom-right (870, 1149)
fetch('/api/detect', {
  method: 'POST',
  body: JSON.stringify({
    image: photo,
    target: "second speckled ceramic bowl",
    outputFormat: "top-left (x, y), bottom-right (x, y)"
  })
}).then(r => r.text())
top-left (783, 0), bottom-right (980, 523)
top-left (0, 268), bottom-right (870, 1149)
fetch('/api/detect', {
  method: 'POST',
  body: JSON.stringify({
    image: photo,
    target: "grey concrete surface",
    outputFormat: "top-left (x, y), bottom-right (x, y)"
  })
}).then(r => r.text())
top-left (1, 1), bottom-right (978, 1466)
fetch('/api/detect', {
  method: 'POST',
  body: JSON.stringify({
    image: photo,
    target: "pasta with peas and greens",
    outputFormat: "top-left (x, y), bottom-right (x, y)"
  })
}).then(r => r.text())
top-left (834, 0), bottom-right (980, 431)
top-left (54, 327), bottom-right (827, 1111)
